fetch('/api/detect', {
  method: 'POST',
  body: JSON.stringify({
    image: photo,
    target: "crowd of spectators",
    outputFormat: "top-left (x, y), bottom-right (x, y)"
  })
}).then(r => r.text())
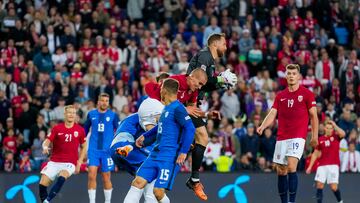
top-left (0, 0), bottom-right (360, 174)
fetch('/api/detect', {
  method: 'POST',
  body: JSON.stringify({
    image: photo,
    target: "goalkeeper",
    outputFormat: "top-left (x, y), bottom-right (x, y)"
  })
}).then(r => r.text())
top-left (185, 33), bottom-right (238, 201)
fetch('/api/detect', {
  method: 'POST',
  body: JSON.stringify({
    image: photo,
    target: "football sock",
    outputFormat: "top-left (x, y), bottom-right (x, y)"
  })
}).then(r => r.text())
top-left (159, 194), bottom-right (170, 203)
top-left (46, 176), bottom-right (66, 201)
top-left (288, 172), bottom-right (298, 202)
top-left (191, 144), bottom-right (206, 181)
top-left (39, 184), bottom-right (48, 202)
top-left (144, 181), bottom-right (157, 203)
top-left (104, 188), bottom-right (112, 203)
top-left (278, 175), bottom-right (288, 203)
top-left (88, 189), bottom-right (96, 203)
top-left (124, 186), bottom-right (143, 203)
top-left (316, 188), bottom-right (323, 203)
top-left (333, 189), bottom-right (342, 202)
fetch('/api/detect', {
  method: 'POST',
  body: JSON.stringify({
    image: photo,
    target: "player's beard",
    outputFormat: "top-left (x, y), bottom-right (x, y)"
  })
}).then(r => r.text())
top-left (99, 105), bottom-right (108, 111)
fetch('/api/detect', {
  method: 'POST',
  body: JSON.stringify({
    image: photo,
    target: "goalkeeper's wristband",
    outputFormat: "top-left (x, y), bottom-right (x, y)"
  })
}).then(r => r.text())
top-left (217, 76), bottom-right (225, 83)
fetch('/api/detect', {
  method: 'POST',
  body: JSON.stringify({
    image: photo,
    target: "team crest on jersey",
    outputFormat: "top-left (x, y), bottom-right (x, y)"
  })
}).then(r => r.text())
top-left (106, 117), bottom-right (110, 122)
top-left (298, 95), bottom-right (303, 102)
top-left (330, 137), bottom-right (334, 141)
top-left (165, 112), bottom-right (169, 118)
top-left (74, 131), bottom-right (78, 137)
top-left (200, 64), bottom-right (206, 71)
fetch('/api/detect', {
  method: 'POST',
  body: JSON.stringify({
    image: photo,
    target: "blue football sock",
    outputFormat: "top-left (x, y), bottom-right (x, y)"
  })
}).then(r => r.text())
top-left (333, 189), bottom-right (342, 202)
top-left (316, 188), bottom-right (323, 203)
top-left (46, 176), bottom-right (66, 201)
top-left (278, 175), bottom-right (288, 203)
top-left (39, 184), bottom-right (48, 202)
top-left (288, 172), bottom-right (298, 202)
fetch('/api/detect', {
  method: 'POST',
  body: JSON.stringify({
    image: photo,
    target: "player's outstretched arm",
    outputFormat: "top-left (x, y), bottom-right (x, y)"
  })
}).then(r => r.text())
top-left (83, 113), bottom-right (92, 135)
top-left (175, 106), bottom-right (196, 154)
top-left (42, 138), bottom-right (51, 155)
top-left (306, 149), bottom-right (321, 174)
top-left (141, 125), bottom-right (159, 147)
top-left (309, 107), bottom-right (319, 148)
top-left (329, 120), bottom-right (346, 139)
top-left (76, 141), bottom-right (87, 174)
top-left (257, 108), bottom-right (277, 135)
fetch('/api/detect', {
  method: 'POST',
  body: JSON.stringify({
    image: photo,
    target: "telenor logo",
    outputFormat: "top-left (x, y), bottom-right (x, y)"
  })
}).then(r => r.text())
top-left (6, 175), bottom-right (39, 203)
top-left (218, 175), bottom-right (250, 203)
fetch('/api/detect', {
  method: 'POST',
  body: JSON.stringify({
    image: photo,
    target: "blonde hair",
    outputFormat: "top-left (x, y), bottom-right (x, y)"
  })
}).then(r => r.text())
top-left (64, 105), bottom-right (76, 112)
top-left (285, 64), bottom-right (300, 72)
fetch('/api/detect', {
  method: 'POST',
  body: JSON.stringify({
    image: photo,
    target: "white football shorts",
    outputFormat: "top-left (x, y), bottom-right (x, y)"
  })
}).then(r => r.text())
top-left (315, 165), bottom-right (339, 184)
top-left (41, 161), bottom-right (75, 181)
top-left (273, 138), bottom-right (305, 165)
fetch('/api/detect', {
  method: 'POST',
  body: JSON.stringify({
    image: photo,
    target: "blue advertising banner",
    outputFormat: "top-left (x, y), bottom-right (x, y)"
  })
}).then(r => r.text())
top-left (1, 172), bottom-right (359, 203)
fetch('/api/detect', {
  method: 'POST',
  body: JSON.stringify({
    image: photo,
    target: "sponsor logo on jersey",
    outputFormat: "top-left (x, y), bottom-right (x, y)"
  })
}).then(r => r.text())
top-left (185, 116), bottom-right (191, 120)
top-left (74, 131), bottom-right (78, 137)
top-left (298, 95), bottom-right (303, 102)
top-left (106, 117), bottom-right (110, 122)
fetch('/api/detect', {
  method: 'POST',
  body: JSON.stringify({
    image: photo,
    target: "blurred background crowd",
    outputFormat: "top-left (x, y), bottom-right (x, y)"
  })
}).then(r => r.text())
top-left (0, 0), bottom-right (360, 174)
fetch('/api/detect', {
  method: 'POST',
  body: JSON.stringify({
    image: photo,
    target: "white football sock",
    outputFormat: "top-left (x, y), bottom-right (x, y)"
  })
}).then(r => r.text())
top-left (159, 194), bottom-right (170, 203)
top-left (104, 188), bottom-right (112, 203)
top-left (144, 181), bottom-right (157, 203)
top-left (88, 189), bottom-right (96, 203)
top-left (124, 186), bottom-right (143, 203)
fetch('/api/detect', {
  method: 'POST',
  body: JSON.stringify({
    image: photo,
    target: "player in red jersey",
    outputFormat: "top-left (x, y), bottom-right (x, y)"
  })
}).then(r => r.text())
top-left (138, 68), bottom-right (221, 131)
top-left (257, 64), bottom-right (319, 203)
top-left (306, 120), bottom-right (345, 203)
top-left (38, 105), bottom-right (87, 203)
top-left (120, 68), bottom-right (221, 164)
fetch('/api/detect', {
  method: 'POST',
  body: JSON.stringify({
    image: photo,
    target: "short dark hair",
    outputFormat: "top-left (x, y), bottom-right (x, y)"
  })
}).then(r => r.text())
top-left (285, 64), bottom-right (300, 72)
top-left (207, 33), bottom-right (226, 46)
top-left (190, 68), bottom-right (208, 81)
top-left (156, 72), bottom-right (170, 83)
top-left (162, 78), bottom-right (179, 95)
top-left (98, 93), bottom-right (110, 99)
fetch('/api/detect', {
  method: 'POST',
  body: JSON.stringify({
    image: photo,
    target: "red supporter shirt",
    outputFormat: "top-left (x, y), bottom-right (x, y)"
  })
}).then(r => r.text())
top-left (93, 46), bottom-right (107, 56)
top-left (322, 61), bottom-right (330, 80)
top-left (79, 46), bottom-right (93, 63)
top-left (316, 133), bottom-right (341, 166)
top-left (3, 136), bottom-right (17, 153)
top-left (11, 95), bottom-right (26, 118)
top-left (145, 74), bottom-right (198, 104)
top-left (272, 85), bottom-right (316, 141)
top-left (48, 123), bottom-right (86, 165)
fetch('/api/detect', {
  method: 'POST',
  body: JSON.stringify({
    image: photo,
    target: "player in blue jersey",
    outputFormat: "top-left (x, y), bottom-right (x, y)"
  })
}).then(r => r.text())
top-left (109, 113), bottom-right (161, 202)
top-left (84, 93), bottom-right (120, 203)
top-left (123, 78), bottom-right (196, 203)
